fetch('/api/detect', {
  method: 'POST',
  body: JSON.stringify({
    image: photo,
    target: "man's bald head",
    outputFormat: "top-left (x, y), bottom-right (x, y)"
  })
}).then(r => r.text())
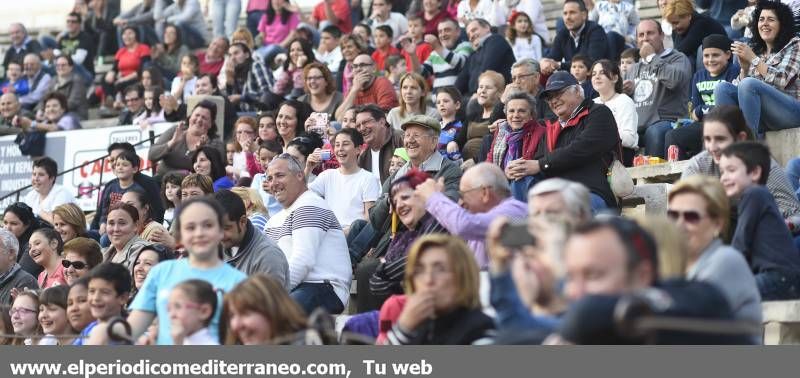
top-left (9, 23), bottom-right (26, 46)
top-left (0, 93), bottom-right (20, 118)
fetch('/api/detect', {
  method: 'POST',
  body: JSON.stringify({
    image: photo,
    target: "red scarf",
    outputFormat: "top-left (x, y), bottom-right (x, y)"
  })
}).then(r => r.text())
top-left (545, 106), bottom-right (590, 152)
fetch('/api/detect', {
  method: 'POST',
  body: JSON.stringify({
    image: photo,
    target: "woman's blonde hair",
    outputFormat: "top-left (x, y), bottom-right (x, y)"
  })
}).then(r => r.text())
top-left (52, 203), bottom-right (88, 239)
top-left (397, 72), bottom-right (429, 118)
top-left (230, 187), bottom-right (268, 216)
top-left (634, 215), bottom-right (688, 279)
top-left (403, 234), bottom-right (481, 310)
top-left (220, 274), bottom-right (306, 345)
top-left (231, 27), bottom-right (255, 50)
top-left (663, 0), bottom-right (695, 18)
top-left (477, 70), bottom-right (506, 101)
top-left (669, 175), bottom-right (730, 235)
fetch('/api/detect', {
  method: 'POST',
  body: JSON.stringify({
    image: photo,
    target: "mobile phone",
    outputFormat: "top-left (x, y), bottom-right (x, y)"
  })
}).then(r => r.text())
top-left (320, 149), bottom-right (332, 161)
top-left (500, 221), bottom-right (537, 249)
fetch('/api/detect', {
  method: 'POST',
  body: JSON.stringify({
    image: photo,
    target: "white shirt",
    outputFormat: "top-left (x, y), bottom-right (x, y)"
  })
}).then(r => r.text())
top-left (264, 191), bottom-right (352, 306)
top-left (316, 46), bottom-right (343, 74)
top-left (372, 12), bottom-right (409, 44)
top-left (457, 0), bottom-right (508, 27)
top-left (182, 327), bottom-right (219, 345)
top-left (308, 168), bottom-right (381, 228)
top-left (594, 93), bottom-right (639, 149)
top-left (370, 149), bottom-right (381, 180)
top-left (24, 184), bottom-right (75, 216)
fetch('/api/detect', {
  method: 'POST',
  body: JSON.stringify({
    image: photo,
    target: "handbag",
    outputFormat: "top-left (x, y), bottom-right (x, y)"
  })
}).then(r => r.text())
top-left (608, 142), bottom-right (634, 198)
top-left (14, 130), bottom-right (46, 156)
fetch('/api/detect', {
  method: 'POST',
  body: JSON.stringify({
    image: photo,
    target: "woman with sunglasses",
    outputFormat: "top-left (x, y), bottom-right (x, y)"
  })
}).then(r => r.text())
top-left (62, 237), bottom-right (103, 286)
top-left (285, 132), bottom-right (324, 183)
top-left (668, 175), bottom-right (762, 324)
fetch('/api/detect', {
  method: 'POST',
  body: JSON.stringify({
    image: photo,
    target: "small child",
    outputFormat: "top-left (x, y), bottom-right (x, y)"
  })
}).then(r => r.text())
top-left (133, 86), bottom-right (166, 129)
top-left (372, 25), bottom-right (400, 71)
top-left (167, 279), bottom-right (219, 345)
top-left (570, 54), bottom-right (595, 99)
top-left (719, 142), bottom-right (800, 300)
top-left (84, 263), bottom-right (131, 345)
top-left (225, 141), bottom-right (236, 166)
top-left (1, 62), bottom-right (30, 95)
top-left (389, 148), bottom-right (409, 177)
top-left (386, 54), bottom-right (407, 97)
top-left (435, 86), bottom-right (465, 161)
top-left (250, 140), bottom-right (284, 217)
top-left (161, 172), bottom-right (186, 229)
top-left (619, 48), bottom-right (640, 76)
top-left (97, 150), bottom-right (145, 233)
top-left (506, 11), bottom-right (543, 61)
top-left (402, 15), bottom-right (434, 71)
top-left (170, 54), bottom-right (199, 104)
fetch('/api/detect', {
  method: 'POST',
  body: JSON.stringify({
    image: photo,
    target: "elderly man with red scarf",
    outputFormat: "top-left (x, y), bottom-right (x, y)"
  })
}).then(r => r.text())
top-left (505, 71), bottom-right (620, 212)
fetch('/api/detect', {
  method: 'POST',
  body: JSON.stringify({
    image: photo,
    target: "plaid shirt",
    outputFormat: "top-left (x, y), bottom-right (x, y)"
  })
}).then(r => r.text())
top-left (750, 36), bottom-right (800, 101)
top-left (240, 58), bottom-right (273, 112)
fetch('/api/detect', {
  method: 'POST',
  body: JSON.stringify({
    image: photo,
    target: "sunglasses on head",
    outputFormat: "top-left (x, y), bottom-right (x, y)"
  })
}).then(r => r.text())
top-left (666, 209), bottom-right (704, 224)
top-left (62, 260), bottom-right (87, 270)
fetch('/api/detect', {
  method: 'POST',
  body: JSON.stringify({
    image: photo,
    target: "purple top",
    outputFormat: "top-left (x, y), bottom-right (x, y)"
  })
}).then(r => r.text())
top-left (425, 192), bottom-right (528, 270)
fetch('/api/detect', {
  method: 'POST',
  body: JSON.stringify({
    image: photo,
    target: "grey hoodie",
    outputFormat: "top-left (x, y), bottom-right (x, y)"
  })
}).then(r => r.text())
top-left (225, 221), bottom-right (289, 289)
top-left (625, 48), bottom-right (692, 130)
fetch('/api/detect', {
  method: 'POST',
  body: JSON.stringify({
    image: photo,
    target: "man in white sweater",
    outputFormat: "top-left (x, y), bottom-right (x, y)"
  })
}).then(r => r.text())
top-left (264, 154), bottom-right (352, 314)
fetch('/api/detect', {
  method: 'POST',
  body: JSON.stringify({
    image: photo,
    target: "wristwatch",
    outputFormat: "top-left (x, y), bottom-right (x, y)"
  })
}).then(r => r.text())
top-left (751, 56), bottom-right (761, 67)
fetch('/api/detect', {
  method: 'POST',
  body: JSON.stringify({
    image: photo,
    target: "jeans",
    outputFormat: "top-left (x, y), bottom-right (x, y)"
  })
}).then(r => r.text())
top-left (639, 120), bottom-right (674, 159)
top-left (246, 10), bottom-right (265, 37)
top-left (290, 282), bottom-right (344, 314)
top-left (347, 219), bottom-right (377, 264)
top-left (589, 193), bottom-right (609, 215)
top-left (509, 174), bottom-right (542, 202)
top-left (212, 0), bottom-right (242, 38)
top-left (606, 31), bottom-right (626, 61)
top-left (665, 121), bottom-right (703, 160)
top-left (755, 268), bottom-right (800, 300)
top-left (714, 78), bottom-right (800, 138)
top-left (786, 157), bottom-right (800, 197)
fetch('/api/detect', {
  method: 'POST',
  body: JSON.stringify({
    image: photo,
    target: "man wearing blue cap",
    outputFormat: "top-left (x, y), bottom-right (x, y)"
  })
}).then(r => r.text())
top-left (510, 71), bottom-right (619, 211)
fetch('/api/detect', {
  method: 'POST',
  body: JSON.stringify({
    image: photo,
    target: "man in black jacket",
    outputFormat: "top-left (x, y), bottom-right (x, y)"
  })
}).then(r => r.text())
top-left (455, 18), bottom-right (514, 97)
top-left (509, 71), bottom-right (618, 211)
top-left (0, 229), bottom-right (38, 306)
top-left (540, 0), bottom-right (608, 75)
top-left (3, 23), bottom-right (42, 71)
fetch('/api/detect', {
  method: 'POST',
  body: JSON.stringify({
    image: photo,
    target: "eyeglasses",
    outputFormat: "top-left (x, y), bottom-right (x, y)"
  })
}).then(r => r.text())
top-left (291, 136), bottom-right (312, 144)
top-left (512, 72), bottom-right (537, 82)
top-left (9, 307), bottom-right (37, 317)
top-left (458, 186), bottom-right (485, 196)
top-left (666, 209), bottom-right (705, 224)
top-left (545, 88), bottom-right (570, 103)
top-left (355, 118), bottom-right (376, 129)
top-left (305, 75), bottom-right (325, 82)
top-left (62, 259), bottom-right (88, 270)
top-left (351, 63), bottom-right (373, 70)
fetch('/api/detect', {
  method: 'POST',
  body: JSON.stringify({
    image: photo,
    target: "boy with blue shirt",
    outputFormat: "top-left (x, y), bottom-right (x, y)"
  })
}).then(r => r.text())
top-left (665, 34), bottom-right (740, 160)
top-left (81, 263), bottom-right (131, 345)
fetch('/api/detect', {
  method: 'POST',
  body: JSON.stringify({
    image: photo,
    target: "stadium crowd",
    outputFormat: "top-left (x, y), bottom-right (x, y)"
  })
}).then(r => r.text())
top-left (1, 0), bottom-right (800, 345)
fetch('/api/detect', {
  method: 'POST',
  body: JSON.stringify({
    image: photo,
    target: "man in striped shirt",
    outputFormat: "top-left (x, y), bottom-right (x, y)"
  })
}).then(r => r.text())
top-left (420, 17), bottom-right (474, 92)
top-left (264, 154), bottom-right (352, 315)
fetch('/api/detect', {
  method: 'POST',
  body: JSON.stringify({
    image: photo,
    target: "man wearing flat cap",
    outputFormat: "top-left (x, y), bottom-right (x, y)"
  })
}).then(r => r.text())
top-left (511, 71), bottom-right (619, 212)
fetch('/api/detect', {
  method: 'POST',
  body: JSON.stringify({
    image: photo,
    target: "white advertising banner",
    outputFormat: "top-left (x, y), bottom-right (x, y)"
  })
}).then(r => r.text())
top-left (0, 123), bottom-right (176, 212)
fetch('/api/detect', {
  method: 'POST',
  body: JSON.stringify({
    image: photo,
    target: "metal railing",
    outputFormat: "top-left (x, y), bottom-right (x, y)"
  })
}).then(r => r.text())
top-left (0, 130), bottom-right (164, 205)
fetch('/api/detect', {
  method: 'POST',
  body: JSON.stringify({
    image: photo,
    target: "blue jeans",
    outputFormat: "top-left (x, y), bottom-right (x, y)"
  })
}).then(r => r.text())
top-left (641, 120), bottom-right (674, 159)
top-left (246, 10), bottom-right (265, 37)
top-left (212, 0), bottom-right (242, 38)
top-left (786, 157), bottom-right (800, 196)
top-left (714, 78), bottom-right (800, 138)
top-left (347, 219), bottom-right (376, 264)
top-left (755, 269), bottom-right (800, 300)
top-left (509, 174), bottom-right (542, 202)
top-left (290, 282), bottom-right (344, 314)
top-left (589, 193), bottom-right (609, 215)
